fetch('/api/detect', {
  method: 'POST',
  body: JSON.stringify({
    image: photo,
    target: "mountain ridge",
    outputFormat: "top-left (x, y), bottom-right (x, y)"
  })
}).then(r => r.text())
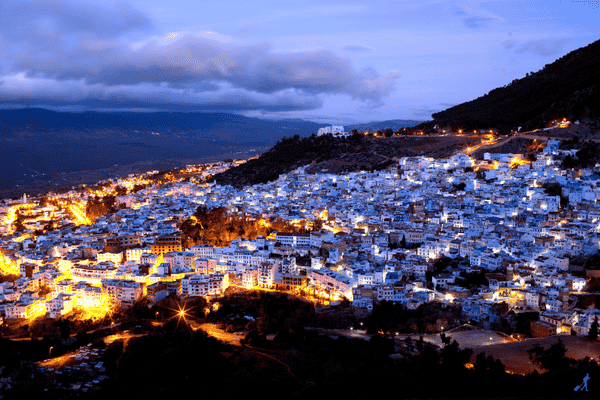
top-left (429, 39), bottom-right (600, 131)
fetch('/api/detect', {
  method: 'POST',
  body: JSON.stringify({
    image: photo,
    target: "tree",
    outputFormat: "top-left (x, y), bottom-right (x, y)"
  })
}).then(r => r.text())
top-left (13, 210), bottom-right (25, 232)
top-left (440, 332), bottom-right (452, 346)
top-left (416, 335), bottom-right (424, 351)
top-left (440, 340), bottom-right (473, 370)
top-left (400, 234), bottom-right (407, 249)
top-left (28, 317), bottom-right (60, 341)
top-left (384, 128), bottom-right (394, 137)
top-left (454, 182), bottom-right (466, 191)
top-left (475, 352), bottom-right (505, 374)
top-left (589, 316), bottom-right (599, 341)
top-left (313, 218), bottom-right (323, 232)
top-left (38, 283), bottom-right (52, 298)
top-left (527, 338), bottom-right (575, 373)
top-left (39, 196), bottom-right (49, 207)
top-left (115, 185), bottom-right (128, 196)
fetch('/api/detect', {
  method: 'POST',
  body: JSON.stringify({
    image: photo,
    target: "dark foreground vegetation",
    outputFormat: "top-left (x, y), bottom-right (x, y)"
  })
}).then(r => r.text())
top-left (2, 291), bottom-right (599, 399)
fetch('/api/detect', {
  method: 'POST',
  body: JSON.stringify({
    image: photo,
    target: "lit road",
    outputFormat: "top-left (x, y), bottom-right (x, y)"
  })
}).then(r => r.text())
top-left (67, 202), bottom-right (91, 225)
top-left (194, 322), bottom-right (244, 346)
top-left (305, 327), bottom-right (372, 341)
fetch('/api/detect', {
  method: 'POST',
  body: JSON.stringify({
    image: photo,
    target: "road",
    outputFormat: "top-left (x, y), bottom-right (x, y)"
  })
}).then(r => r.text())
top-left (67, 202), bottom-right (91, 225)
top-left (194, 322), bottom-right (244, 346)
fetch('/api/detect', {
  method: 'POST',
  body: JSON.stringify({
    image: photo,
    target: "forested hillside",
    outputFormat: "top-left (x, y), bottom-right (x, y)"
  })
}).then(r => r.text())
top-left (431, 39), bottom-right (600, 131)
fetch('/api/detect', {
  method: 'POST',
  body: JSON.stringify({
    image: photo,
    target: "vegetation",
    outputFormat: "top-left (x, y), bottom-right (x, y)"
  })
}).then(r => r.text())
top-left (430, 39), bottom-right (600, 131)
top-left (209, 133), bottom-right (476, 188)
top-left (13, 210), bottom-right (25, 232)
top-left (542, 181), bottom-right (569, 209)
top-left (179, 205), bottom-right (296, 247)
top-left (562, 141), bottom-right (600, 169)
top-left (85, 196), bottom-right (117, 220)
top-left (3, 291), bottom-right (600, 399)
top-left (589, 316), bottom-right (599, 341)
top-left (209, 134), bottom-right (389, 188)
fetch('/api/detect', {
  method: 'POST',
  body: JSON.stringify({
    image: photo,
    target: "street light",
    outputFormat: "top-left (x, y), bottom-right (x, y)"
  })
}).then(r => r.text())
top-left (49, 346), bottom-right (54, 359)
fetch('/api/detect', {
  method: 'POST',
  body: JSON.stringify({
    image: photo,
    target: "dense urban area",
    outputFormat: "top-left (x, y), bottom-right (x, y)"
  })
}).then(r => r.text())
top-left (2, 123), bottom-right (600, 398)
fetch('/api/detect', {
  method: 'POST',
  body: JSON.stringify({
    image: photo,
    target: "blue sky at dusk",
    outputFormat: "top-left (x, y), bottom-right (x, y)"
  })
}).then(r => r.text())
top-left (0, 0), bottom-right (598, 123)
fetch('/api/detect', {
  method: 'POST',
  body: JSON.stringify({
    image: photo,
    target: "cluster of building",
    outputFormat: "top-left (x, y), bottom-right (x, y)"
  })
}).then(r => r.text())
top-left (1, 140), bottom-right (600, 337)
top-left (317, 125), bottom-right (350, 138)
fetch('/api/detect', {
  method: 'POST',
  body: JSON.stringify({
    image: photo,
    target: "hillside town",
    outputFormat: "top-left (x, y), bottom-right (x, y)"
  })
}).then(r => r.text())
top-left (1, 137), bottom-right (600, 342)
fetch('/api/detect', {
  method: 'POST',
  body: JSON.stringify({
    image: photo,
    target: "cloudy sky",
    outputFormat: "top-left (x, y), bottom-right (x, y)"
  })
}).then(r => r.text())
top-left (0, 0), bottom-right (598, 123)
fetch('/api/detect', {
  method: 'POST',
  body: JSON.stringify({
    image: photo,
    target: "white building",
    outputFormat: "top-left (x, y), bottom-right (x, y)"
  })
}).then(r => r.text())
top-left (317, 125), bottom-right (347, 137)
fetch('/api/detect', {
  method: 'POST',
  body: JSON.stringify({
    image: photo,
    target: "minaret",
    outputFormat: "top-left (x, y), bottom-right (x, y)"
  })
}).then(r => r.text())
top-left (22, 193), bottom-right (27, 204)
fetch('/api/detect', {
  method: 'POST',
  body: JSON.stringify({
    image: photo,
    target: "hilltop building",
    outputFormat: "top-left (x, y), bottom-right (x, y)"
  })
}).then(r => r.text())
top-left (317, 125), bottom-right (349, 138)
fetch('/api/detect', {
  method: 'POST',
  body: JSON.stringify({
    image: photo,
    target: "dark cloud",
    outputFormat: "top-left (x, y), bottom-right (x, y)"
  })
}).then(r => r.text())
top-left (0, 75), bottom-right (323, 112)
top-left (342, 45), bottom-right (376, 52)
top-left (0, 0), bottom-right (397, 112)
top-left (514, 38), bottom-right (568, 57)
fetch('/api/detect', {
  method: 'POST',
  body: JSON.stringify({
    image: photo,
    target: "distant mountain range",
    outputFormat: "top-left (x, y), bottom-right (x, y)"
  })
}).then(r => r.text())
top-left (0, 109), bottom-right (328, 197)
top-left (430, 39), bottom-right (600, 131)
top-left (0, 109), bottom-right (327, 144)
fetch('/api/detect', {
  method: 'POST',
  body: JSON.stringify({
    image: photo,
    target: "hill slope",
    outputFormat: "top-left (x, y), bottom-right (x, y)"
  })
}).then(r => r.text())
top-left (431, 39), bottom-right (600, 131)
top-left (209, 134), bottom-right (482, 188)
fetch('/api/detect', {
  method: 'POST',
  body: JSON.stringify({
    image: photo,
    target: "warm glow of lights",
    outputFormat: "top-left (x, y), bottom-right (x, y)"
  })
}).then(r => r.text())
top-left (68, 202), bottom-right (91, 225)
top-left (13, 233), bottom-right (31, 242)
top-left (0, 250), bottom-right (19, 276)
top-left (258, 218), bottom-right (271, 228)
top-left (509, 156), bottom-right (528, 169)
